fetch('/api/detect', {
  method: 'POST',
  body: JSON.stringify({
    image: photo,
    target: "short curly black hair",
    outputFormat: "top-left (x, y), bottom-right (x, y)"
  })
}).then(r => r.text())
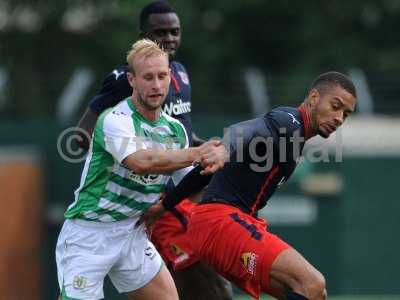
top-left (139, 1), bottom-right (176, 31)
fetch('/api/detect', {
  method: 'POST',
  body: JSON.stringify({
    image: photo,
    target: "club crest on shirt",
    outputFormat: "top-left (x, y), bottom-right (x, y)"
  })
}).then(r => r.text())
top-left (178, 71), bottom-right (189, 85)
top-left (73, 275), bottom-right (87, 290)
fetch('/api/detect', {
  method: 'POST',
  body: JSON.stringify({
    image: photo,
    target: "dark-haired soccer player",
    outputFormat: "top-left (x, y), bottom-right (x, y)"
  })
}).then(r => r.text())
top-left (74, 2), bottom-right (232, 300)
top-left (77, 1), bottom-right (197, 147)
top-left (145, 72), bottom-right (357, 300)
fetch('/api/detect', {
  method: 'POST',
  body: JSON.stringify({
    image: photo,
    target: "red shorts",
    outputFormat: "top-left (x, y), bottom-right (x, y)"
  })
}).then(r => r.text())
top-left (188, 203), bottom-right (291, 299)
top-left (150, 199), bottom-right (200, 271)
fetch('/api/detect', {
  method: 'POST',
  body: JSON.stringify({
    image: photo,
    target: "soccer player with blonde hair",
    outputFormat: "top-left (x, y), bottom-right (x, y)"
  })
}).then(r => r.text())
top-left (55, 39), bottom-right (226, 300)
top-left (74, 2), bottom-right (234, 299)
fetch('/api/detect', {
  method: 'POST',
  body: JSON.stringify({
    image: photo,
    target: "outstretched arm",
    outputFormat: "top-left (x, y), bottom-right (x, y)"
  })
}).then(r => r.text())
top-left (122, 139), bottom-right (225, 175)
top-left (122, 148), bottom-right (200, 175)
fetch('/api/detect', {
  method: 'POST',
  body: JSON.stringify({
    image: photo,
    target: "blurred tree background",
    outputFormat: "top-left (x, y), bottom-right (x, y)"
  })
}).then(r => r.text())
top-left (1, 0), bottom-right (400, 121)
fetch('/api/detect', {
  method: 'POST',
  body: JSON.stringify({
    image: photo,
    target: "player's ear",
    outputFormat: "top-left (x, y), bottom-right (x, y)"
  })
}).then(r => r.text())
top-left (127, 72), bottom-right (135, 89)
top-left (308, 88), bottom-right (320, 107)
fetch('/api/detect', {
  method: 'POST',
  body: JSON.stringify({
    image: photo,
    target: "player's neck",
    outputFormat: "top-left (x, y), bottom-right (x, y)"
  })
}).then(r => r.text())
top-left (298, 103), bottom-right (316, 140)
top-left (131, 97), bottom-right (161, 122)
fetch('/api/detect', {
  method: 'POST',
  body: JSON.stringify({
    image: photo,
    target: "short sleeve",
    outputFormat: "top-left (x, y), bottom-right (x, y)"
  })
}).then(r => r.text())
top-left (97, 110), bottom-right (144, 163)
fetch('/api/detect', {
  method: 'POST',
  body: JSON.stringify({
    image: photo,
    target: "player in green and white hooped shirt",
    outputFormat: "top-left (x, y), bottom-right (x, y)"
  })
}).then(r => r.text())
top-left (64, 97), bottom-right (191, 223)
top-left (56, 39), bottom-right (225, 300)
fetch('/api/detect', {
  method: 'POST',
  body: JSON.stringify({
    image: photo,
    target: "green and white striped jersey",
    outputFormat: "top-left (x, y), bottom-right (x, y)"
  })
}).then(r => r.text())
top-left (65, 98), bottom-right (189, 222)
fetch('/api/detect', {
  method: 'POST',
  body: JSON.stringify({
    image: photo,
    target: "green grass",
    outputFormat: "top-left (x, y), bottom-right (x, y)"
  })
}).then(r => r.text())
top-left (235, 296), bottom-right (400, 300)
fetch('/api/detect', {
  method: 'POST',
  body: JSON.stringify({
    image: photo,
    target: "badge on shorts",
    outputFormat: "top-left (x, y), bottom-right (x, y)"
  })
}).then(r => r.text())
top-left (240, 252), bottom-right (258, 276)
top-left (171, 244), bottom-right (185, 256)
top-left (171, 244), bottom-right (189, 264)
top-left (73, 275), bottom-right (87, 290)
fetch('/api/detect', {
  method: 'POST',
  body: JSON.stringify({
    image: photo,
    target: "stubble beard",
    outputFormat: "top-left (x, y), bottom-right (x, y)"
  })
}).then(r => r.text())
top-left (137, 91), bottom-right (163, 112)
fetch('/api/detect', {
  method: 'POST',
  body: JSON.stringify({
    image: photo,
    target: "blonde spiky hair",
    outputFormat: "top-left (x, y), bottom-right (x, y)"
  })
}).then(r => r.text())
top-left (126, 39), bottom-right (168, 74)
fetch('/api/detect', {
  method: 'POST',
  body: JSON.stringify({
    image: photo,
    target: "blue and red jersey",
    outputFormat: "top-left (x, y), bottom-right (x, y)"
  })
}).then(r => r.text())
top-left (202, 106), bottom-right (309, 215)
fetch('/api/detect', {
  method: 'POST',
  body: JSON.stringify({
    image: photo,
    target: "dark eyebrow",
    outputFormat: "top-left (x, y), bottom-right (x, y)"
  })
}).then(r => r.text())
top-left (333, 96), bottom-right (354, 113)
top-left (332, 96), bottom-right (344, 105)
